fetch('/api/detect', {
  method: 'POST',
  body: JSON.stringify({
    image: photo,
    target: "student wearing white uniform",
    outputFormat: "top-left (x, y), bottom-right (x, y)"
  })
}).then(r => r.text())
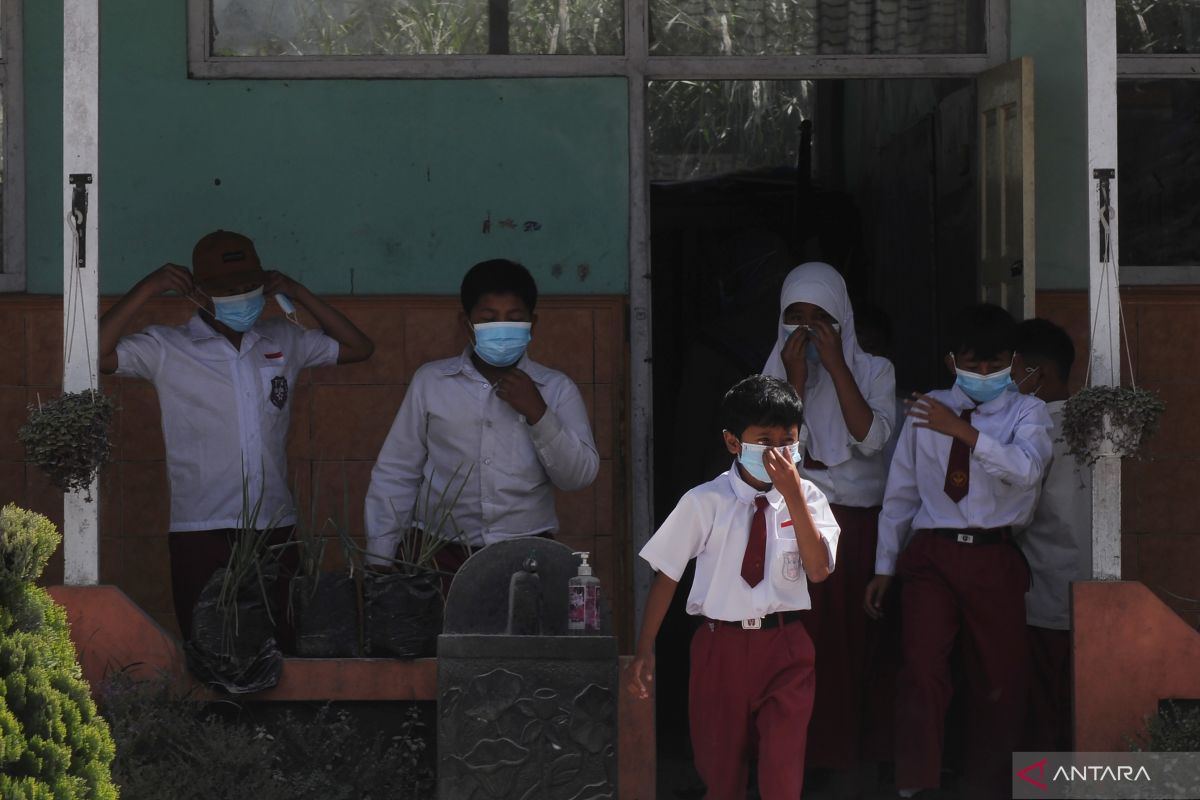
top-left (628, 376), bottom-right (840, 800)
top-left (1012, 318), bottom-right (1092, 752)
top-left (98, 230), bottom-right (375, 643)
top-left (365, 259), bottom-right (598, 583)
top-left (864, 303), bottom-right (1052, 800)
top-left (762, 262), bottom-right (896, 773)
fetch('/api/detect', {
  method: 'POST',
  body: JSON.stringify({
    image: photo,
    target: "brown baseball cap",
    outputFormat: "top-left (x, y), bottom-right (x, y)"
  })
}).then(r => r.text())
top-left (192, 230), bottom-right (266, 292)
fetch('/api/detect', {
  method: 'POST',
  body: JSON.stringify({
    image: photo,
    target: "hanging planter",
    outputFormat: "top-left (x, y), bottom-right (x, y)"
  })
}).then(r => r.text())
top-left (1067, 172), bottom-right (1166, 468)
top-left (1061, 385), bottom-right (1164, 467)
top-left (18, 390), bottom-right (115, 501)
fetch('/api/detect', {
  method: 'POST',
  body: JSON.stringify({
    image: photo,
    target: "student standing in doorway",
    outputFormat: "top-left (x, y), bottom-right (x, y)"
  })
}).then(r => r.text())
top-left (1012, 318), bottom-right (1092, 752)
top-left (865, 303), bottom-right (1052, 799)
top-left (762, 262), bottom-right (897, 785)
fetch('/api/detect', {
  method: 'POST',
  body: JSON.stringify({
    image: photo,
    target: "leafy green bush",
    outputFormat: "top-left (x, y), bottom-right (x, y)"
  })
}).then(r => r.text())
top-left (0, 505), bottom-right (118, 799)
top-left (101, 673), bottom-right (434, 799)
top-left (1130, 701), bottom-right (1200, 752)
top-left (18, 390), bottom-right (115, 501)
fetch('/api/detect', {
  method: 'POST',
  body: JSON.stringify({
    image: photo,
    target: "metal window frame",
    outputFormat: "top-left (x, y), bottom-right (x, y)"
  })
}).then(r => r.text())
top-left (1117, 54), bottom-right (1200, 284)
top-left (186, 0), bottom-right (1009, 629)
top-left (0, 0), bottom-right (26, 292)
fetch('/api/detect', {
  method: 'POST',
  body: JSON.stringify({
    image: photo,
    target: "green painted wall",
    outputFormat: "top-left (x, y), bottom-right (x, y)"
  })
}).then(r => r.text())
top-left (26, 3), bottom-right (629, 295)
top-left (1010, 0), bottom-right (1090, 291)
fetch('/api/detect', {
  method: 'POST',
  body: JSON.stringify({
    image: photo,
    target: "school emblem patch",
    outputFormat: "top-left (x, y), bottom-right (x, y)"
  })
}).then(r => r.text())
top-left (948, 470), bottom-right (968, 488)
top-left (269, 375), bottom-right (288, 409)
top-left (782, 551), bottom-right (801, 582)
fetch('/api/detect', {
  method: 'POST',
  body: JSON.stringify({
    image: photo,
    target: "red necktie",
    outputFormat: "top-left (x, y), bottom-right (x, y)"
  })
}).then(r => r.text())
top-left (740, 496), bottom-right (769, 587)
top-left (944, 408), bottom-right (975, 502)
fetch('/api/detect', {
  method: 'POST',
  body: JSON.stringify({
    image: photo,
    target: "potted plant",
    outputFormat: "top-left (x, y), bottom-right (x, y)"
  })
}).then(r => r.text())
top-left (1061, 384), bottom-right (1165, 467)
top-left (18, 389), bottom-right (115, 501)
top-left (184, 475), bottom-right (288, 693)
top-left (361, 465), bottom-right (473, 659)
top-left (288, 477), bottom-right (362, 658)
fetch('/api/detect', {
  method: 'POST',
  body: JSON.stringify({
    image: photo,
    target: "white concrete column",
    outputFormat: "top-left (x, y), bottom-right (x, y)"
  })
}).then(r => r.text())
top-left (1084, 0), bottom-right (1121, 580)
top-left (62, 0), bottom-right (101, 585)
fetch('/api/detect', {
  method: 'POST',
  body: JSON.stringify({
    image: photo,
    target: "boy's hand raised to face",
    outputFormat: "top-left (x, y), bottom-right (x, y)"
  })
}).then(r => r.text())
top-left (494, 368), bottom-right (548, 425)
top-left (763, 446), bottom-right (803, 500)
top-left (907, 392), bottom-right (980, 448)
top-left (141, 263), bottom-right (195, 298)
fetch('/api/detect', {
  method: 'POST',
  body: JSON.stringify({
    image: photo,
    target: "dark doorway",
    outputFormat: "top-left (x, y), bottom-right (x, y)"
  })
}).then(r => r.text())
top-left (647, 77), bottom-right (978, 796)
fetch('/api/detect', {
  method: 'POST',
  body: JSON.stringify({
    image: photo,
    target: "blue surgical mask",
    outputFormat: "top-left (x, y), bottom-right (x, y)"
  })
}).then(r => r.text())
top-left (737, 441), bottom-right (800, 484)
top-left (211, 287), bottom-right (265, 332)
top-left (473, 322), bottom-right (532, 367)
top-left (954, 358), bottom-right (1013, 403)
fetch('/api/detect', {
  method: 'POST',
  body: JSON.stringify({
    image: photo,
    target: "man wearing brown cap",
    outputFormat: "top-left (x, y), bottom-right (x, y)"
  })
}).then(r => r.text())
top-left (99, 230), bottom-right (374, 646)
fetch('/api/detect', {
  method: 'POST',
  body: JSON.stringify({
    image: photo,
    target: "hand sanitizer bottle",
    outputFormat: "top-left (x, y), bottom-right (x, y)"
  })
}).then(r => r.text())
top-left (568, 552), bottom-right (602, 635)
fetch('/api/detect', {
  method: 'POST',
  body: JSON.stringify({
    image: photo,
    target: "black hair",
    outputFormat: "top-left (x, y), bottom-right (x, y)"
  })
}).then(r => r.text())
top-left (460, 259), bottom-right (538, 315)
top-left (1015, 318), bottom-right (1075, 382)
top-left (721, 375), bottom-right (804, 439)
top-left (947, 303), bottom-right (1017, 361)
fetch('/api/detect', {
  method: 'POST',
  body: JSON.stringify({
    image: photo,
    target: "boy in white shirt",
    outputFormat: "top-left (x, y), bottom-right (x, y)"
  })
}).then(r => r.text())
top-left (628, 375), bottom-right (841, 800)
top-left (1012, 318), bottom-right (1092, 752)
top-left (365, 259), bottom-right (598, 579)
top-left (863, 304), bottom-right (1053, 799)
top-left (99, 230), bottom-right (375, 643)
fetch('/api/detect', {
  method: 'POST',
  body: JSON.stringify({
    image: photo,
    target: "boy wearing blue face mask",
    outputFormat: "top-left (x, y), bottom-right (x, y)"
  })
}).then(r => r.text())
top-left (98, 230), bottom-right (375, 645)
top-left (628, 375), bottom-right (840, 800)
top-left (863, 303), bottom-right (1052, 800)
top-left (365, 259), bottom-right (599, 582)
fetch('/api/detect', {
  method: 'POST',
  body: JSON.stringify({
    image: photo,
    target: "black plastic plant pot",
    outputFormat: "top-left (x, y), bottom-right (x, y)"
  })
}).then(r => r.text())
top-left (363, 570), bottom-right (444, 659)
top-left (185, 567), bottom-right (283, 694)
top-left (291, 572), bottom-right (361, 658)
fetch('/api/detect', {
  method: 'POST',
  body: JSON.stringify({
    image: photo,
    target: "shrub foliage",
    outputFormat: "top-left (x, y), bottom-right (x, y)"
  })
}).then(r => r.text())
top-left (0, 504), bottom-right (118, 799)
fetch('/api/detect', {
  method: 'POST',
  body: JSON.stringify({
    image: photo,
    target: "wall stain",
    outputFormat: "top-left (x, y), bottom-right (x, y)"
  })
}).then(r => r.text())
top-left (550, 263), bottom-right (564, 278)
top-left (482, 212), bottom-right (491, 234)
top-left (577, 263), bottom-right (591, 282)
top-left (523, 221), bottom-right (542, 232)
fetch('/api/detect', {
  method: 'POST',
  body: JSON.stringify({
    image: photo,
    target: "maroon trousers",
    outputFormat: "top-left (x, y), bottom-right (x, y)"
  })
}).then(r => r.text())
top-left (688, 618), bottom-right (816, 800)
top-left (895, 532), bottom-right (1030, 799)
top-left (1024, 625), bottom-right (1072, 752)
top-left (802, 503), bottom-right (881, 770)
top-left (168, 526), bottom-right (298, 651)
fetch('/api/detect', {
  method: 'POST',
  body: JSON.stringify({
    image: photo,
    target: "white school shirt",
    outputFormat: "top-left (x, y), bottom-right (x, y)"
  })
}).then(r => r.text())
top-left (797, 361), bottom-right (897, 508)
top-left (639, 466), bottom-right (841, 621)
top-left (1017, 400), bottom-right (1093, 630)
top-left (364, 348), bottom-right (599, 558)
top-left (115, 313), bottom-right (339, 532)
top-left (875, 384), bottom-right (1053, 575)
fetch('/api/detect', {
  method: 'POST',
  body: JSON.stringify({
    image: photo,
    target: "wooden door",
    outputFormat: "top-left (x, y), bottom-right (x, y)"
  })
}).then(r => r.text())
top-left (978, 57), bottom-right (1035, 318)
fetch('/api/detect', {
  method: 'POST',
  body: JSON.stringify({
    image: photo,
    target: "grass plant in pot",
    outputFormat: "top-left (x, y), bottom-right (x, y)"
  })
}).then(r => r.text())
top-left (18, 390), bottom-right (115, 502)
top-left (362, 465), bottom-right (472, 659)
top-left (185, 477), bottom-right (289, 693)
top-left (289, 480), bottom-right (362, 658)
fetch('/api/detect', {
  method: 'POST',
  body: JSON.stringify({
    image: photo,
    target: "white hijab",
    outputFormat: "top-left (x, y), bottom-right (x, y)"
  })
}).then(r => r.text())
top-left (762, 262), bottom-right (878, 467)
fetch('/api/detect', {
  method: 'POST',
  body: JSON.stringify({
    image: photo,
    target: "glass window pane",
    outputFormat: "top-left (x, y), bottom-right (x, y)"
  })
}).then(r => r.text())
top-left (649, 0), bottom-right (986, 57)
top-left (211, 0), bottom-right (623, 56)
top-left (1118, 80), bottom-right (1200, 266)
top-left (648, 80), bottom-right (814, 181)
top-left (1118, 0), bottom-right (1200, 54)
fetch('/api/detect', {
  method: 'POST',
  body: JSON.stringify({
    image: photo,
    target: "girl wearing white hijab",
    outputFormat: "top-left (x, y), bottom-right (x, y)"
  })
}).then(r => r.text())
top-left (762, 261), bottom-right (897, 775)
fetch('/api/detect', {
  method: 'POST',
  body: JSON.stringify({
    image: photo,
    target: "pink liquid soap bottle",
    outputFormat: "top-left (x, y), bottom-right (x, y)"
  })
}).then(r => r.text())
top-left (568, 551), bottom-right (601, 635)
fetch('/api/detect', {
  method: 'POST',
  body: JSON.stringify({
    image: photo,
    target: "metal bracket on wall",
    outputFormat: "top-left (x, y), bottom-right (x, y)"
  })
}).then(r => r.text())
top-left (68, 173), bottom-right (92, 269)
top-left (1094, 168), bottom-right (1115, 263)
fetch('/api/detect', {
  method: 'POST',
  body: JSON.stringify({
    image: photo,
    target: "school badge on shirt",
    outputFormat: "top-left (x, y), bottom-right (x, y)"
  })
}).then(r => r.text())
top-left (782, 551), bottom-right (801, 582)
top-left (269, 375), bottom-right (288, 409)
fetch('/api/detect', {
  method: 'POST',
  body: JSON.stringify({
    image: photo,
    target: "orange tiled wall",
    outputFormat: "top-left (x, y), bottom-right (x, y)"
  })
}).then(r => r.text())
top-left (0, 295), bottom-right (630, 643)
top-left (1038, 288), bottom-right (1200, 628)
